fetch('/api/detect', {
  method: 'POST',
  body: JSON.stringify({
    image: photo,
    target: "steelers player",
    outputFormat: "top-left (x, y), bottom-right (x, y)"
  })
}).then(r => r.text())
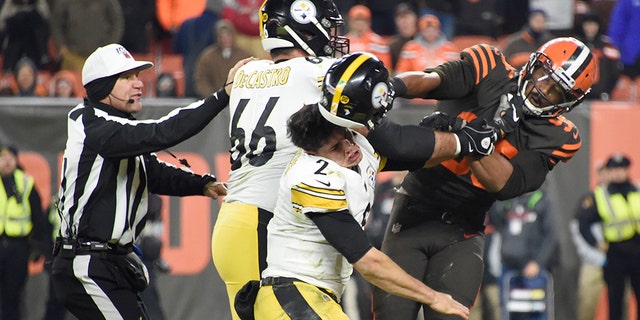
top-left (210, 1), bottom-right (348, 318)
top-left (253, 52), bottom-right (472, 320)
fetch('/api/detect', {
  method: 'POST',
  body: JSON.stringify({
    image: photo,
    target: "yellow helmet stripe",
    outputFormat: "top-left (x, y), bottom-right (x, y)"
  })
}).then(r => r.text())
top-left (330, 54), bottom-right (372, 115)
top-left (259, 0), bottom-right (268, 40)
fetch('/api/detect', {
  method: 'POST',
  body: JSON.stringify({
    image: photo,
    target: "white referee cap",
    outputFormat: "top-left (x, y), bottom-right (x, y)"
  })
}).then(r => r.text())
top-left (82, 44), bottom-right (153, 86)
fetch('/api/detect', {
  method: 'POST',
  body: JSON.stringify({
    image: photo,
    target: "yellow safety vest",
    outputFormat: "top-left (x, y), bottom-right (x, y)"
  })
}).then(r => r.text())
top-left (594, 186), bottom-right (640, 242)
top-left (0, 170), bottom-right (34, 237)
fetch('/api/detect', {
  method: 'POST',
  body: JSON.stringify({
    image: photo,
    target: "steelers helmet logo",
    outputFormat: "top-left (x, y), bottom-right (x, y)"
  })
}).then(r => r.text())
top-left (290, 0), bottom-right (317, 24)
top-left (371, 82), bottom-right (390, 109)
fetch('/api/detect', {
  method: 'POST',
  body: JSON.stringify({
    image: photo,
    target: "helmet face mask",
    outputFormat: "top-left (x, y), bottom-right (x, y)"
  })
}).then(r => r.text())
top-left (318, 52), bottom-right (394, 129)
top-left (517, 37), bottom-right (595, 118)
top-left (261, 0), bottom-right (349, 57)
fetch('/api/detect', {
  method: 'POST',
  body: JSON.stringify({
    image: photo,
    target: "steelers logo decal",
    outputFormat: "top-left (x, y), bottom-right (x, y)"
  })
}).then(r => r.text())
top-left (481, 137), bottom-right (491, 150)
top-left (367, 166), bottom-right (376, 188)
top-left (290, 0), bottom-right (317, 24)
top-left (371, 82), bottom-right (389, 109)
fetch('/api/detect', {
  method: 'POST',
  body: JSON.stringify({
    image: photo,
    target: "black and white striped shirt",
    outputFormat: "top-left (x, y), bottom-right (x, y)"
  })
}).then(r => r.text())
top-left (57, 89), bottom-right (228, 246)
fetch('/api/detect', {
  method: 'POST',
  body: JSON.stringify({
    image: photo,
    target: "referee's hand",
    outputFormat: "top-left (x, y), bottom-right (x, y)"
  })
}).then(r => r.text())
top-left (204, 181), bottom-right (228, 199)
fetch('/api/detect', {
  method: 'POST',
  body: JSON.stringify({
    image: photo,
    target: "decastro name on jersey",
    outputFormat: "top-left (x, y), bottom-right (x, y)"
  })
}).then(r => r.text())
top-left (234, 66), bottom-right (291, 89)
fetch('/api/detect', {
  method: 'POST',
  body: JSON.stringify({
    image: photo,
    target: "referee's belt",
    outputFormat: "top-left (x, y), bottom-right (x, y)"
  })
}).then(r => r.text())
top-left (55, 237), bottom-right (133, 255)
top-left (260, 277), bottom-right (338, 302)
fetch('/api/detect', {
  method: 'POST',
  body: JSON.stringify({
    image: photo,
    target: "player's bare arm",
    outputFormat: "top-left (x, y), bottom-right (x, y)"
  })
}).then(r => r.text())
top-left (393, 71), bottom-right (441, 98)
top-left (467, 153), bottom-right (514, 192)
top-left (354, 248), bottom-right (470, 319)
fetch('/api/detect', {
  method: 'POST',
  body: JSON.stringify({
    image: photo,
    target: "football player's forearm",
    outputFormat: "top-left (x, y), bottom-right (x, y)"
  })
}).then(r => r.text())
top-left (393, 71), bottom-right (441, 98)
top-left (468, 153), bottom-right (513, 192)
top-left (424, 132), bottom-right (459, 167)
top-left (354, 248), bottom-right (437, 304)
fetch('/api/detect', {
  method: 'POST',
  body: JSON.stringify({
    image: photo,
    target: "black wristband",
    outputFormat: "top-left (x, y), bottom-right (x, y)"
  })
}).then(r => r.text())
top-left (390, 76), bottom-right (408, 98)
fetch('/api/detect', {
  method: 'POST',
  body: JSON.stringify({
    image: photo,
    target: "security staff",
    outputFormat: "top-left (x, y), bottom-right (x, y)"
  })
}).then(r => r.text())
top-left (50, 43), bottom-right (250, 320)
top-left (577, 153), bottom-right (640, 320)
top-left (0, 144), bottom-right (47, 320)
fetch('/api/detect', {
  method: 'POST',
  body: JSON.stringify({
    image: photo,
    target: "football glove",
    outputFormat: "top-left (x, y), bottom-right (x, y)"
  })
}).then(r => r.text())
top-left (454, 118), bottom-right (498, 156)
top-left (493, 93), bottom-right (523, 139)
top-left (419, 111), bottom-right (465, 132)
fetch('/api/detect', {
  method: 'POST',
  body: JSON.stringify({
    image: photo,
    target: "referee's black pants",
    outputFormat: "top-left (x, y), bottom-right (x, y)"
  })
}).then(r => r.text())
top-left (51, 251), bottom-right (148, 320)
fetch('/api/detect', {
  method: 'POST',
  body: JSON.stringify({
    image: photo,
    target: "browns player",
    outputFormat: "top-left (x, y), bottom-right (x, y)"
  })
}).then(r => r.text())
top-left (368, 37), bottom-right (596, 320)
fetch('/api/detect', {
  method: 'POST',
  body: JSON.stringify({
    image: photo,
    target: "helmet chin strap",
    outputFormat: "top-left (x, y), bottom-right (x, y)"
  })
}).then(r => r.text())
top-left (284, 25), bottom-right (316, 56)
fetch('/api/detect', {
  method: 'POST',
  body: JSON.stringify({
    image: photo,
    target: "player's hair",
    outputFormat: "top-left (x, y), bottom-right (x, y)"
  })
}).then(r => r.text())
top-left (287, 104), bottom-right (343, 152)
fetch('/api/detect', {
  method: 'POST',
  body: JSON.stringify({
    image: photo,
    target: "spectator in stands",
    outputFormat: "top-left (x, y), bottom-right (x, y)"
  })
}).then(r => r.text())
top-left (345, 4), bottom-right (391, 67)
top-left (172, 5), bottom-right (219, 97)
top-left (503, 9), bottom-right (554, 69)
top-left (394, 14), bottom-right (458, 74)
top-left (420, 0), bottom-right (457, 40)
top-left (14, 57), bottom-right (47, 96)
top-left (607, 0), bottom-right (640, 80)
top-left (0, 57), bottom-right (47, 96)
top-left (50, 0), bottom-right (124, 72)
top-left (388, 3), bottom-right (418, 72)
top-left (156, 0), bottom-right (205, 34)
top-left (155, 73), bottom-right (177, 98)
top-left (51, 70), bottom-right (81, 98)
top-left (193, 19), bottom-right (250, 99)
top-left (117, 0), bottom-right (156, 54)
top-left (0, 0), bottom-right (50, 72)
top-left (221, 0), bottom-right (266, 59)
top-left (575, 12), bottom-right (621, 100)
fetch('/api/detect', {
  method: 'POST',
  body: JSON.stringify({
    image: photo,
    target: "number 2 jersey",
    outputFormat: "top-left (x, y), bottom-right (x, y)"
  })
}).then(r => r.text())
top-left (263, 132), bottom-right (379, 299)
top-left (224, 56), bottom-right (336, 212)
top-left (401, 44), bottom-right (582, 229)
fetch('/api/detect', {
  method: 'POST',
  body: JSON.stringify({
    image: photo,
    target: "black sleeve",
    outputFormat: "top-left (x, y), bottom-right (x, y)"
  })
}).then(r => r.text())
top-left (145, 153), bottom-right (216, 196)
top-left (493, 150), bottom-right (549, 200)
top-left (307, 210), bottom-right (373, 264)
top-left (380, 157), bottom-right (424, 172)
top-left (367, 118), bottom-right (436, 163)
top-left (28, 185), bottom-right (49, 254)
top-left (85, 88), bottom-right (229, 158)
top-left (576, 193), bottom-right (602, 246)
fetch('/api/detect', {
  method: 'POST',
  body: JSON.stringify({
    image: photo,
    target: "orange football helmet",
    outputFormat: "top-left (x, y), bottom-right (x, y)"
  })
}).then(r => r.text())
top-left (518, 37), bottom-right (596, 117)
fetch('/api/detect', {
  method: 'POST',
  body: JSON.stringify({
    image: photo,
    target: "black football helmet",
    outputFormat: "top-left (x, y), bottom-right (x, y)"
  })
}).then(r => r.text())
top-left (260, 0), bottom-right (349, 57)
top-left (318, 52), bottom-right (394, 129)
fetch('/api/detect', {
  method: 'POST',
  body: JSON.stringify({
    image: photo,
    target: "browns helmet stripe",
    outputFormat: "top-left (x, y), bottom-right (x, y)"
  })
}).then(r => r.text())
top-left (564, 44), bottom-right (593, 83)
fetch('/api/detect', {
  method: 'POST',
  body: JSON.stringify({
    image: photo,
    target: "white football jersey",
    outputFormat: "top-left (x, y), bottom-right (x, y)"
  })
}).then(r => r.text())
top-left (262, 132), bottom-right (380, 300)
top-left (224, 56), bottom-right (336, 212)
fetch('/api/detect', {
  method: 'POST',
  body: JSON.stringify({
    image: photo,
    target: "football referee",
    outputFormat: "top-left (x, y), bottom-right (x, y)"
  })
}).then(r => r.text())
top-left (50, 43), bottom-right (251, 320)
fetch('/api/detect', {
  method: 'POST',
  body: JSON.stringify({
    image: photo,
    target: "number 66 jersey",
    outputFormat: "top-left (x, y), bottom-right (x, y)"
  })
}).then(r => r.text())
top-left (224, 56), bottom-right (336, 212)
